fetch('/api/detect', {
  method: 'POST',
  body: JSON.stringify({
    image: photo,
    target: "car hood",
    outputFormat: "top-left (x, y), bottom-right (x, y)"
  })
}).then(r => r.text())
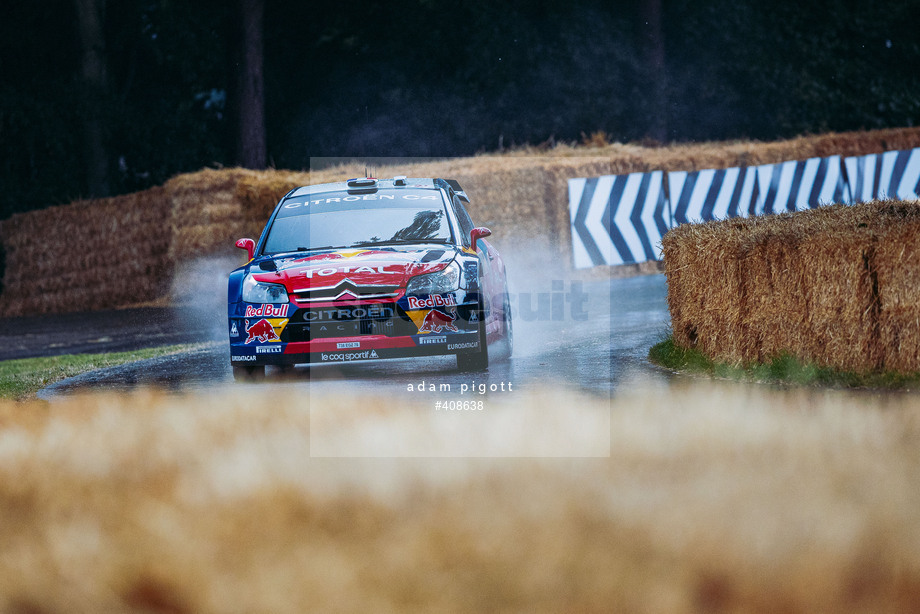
top-left (250, 246), bottom-right (458, 292)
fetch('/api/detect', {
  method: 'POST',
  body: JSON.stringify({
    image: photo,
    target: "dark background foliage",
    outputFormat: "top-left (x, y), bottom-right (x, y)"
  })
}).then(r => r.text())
top-left (1, 0), bottom-right (918, 219)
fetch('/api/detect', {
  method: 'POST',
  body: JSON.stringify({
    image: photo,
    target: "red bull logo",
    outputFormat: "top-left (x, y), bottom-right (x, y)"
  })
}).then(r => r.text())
top-left (418, 309), bottom-right (459, 334)
top-left (406, 294), bottom-right (457, 310)
top-left (245, 304), bottom-right (289, 318)
top-left (245, 319), bottom-right (280, 343)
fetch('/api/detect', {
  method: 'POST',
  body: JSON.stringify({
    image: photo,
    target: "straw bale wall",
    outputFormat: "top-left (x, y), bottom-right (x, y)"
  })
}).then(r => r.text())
top-left (165, 168), bottom-right (253, 262)
top-left (663, 200), bottom-right (920, 374)
top-left (875, 218), bottom-right (920, 373)
top-left (2, 126), bottom-right (920, 316)
top-left (0, 188), bottom-right (172, 315)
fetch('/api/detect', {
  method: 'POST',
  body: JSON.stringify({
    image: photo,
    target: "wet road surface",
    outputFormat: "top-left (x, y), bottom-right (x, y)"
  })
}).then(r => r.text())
top-left (34, 274), bottom-right (672, 400)
top-left (0, 307), bottom-right (213, 361)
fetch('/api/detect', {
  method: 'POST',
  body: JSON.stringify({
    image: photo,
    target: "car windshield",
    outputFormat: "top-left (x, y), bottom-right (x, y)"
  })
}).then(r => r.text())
top-left (261, 189), bottom-right (454, 255)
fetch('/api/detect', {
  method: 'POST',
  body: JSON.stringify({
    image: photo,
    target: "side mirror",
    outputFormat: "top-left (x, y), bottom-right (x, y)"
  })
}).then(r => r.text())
top-left (470, 227), bottom-right (492, 246)
top-left (236, 238), bottom-right (255, 261)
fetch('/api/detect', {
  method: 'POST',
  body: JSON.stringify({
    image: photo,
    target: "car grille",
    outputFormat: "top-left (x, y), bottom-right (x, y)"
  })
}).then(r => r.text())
top-left (291, 281), bottom-right (401, 303)
top-left (282, 302), bottom-right (416, 341)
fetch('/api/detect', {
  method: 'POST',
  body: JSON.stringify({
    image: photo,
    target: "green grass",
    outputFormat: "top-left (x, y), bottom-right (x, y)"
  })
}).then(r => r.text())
top-left (0, 344), bottom-right (199, 400)
top-left (649, 335), bottom-right (920, 390)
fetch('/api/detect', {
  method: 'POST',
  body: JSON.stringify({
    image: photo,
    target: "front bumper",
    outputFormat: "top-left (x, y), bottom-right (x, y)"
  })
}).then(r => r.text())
top-left (229, 333), bottom-right (482, 366)
top-left (228, 292), bottom-right (483, 366)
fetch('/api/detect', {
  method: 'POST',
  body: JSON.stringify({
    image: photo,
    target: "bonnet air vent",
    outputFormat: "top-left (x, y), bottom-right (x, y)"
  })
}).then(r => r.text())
top-left (421, 250), bottom-right (445, 262)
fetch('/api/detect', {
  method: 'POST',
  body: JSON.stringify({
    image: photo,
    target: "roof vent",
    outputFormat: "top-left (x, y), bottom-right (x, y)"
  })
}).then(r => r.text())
top-left (347, 177), bottom-right (377, 188)
top-left (393, 175), bottom-right (407, 186)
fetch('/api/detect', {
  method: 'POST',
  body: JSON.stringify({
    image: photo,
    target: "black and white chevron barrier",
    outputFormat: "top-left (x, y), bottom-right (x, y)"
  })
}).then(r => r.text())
top-left (667, 156), bottom-right (848, 223)
top-left (844, 149), bottom-right (920, 203)
top-left (568, 147), bottom-right (920, 268)
top-left (568, 171), bottom-right (669, 267)
top-left (668, 167), bottom-right (758, 224)
top-left (754, 156), bottom-right (849, 215)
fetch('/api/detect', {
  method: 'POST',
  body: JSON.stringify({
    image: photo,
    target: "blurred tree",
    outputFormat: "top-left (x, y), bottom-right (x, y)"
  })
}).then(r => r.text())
top-left (234, 0), bottom-right (266, 169)
top-left (640, 0), bottom-right (667, 142)
top-left (74, 0), bottom-right (112, 197)
top-left (0, 0), bottom-right (918, 219)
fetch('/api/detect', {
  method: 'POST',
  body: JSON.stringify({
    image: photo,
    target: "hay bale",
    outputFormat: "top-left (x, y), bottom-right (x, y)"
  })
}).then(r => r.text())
top-left (873, 204), bottom-right (920, 373)
top-left (0, 187), bottom-right (172, 316)
top-left (165, 168), bottom-right (255, 261)
top-left (236, 169), bottom-right (312, 227)
top-left (664, 199), bottom-right (920, 374)
top-left (3, 127), bottom-right (920, 316)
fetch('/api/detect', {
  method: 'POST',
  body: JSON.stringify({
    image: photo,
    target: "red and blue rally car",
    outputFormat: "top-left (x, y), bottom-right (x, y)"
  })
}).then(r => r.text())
top-left (228, 177), bottom-right (512, 380)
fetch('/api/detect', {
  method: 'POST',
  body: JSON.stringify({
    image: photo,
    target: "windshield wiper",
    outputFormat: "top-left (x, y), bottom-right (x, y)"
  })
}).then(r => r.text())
top-left (262, 246), bottom-right (341, 257)
top-left (352, 239), bottom-right (452, 247)
top-left (295, 245), bottom-right (342, 252)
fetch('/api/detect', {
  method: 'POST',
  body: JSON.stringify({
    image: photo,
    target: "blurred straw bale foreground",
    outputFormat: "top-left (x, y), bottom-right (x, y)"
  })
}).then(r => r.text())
top-left (1, 382), bottom-right (920, 612)
top-left (2, 127), bottom-right (920, 316)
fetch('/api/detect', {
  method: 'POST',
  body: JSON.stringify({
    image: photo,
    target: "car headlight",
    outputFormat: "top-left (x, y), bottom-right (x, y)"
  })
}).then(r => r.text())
top-left (406, 261), bottom-right (461, 295)
top-left (242, 275), bottom-right (289, 304)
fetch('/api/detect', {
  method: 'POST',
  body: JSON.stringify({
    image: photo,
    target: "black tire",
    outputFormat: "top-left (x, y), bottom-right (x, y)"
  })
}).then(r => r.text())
top-left (457, 298), bottom-right (489, 372)
top-left (495, 292), bottom-right (513, 361)
top-left (275, 364), bottom-right (296, 377)
top-left (232, 365), bottom-right (265, 382)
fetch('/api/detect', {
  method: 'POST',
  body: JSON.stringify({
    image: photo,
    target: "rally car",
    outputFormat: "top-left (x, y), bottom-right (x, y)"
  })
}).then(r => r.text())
top-left (228, 176), bottom-right (512, 380)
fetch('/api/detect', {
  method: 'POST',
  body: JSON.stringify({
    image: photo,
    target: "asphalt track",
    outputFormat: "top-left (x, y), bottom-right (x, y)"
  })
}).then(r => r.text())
top-left (30, 274), bottom-right (672, 400)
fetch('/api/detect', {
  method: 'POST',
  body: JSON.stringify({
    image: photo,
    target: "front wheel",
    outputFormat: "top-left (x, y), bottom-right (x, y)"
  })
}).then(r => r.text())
top-left (495, 292), bottom-right (513, 361)
top-left (457, 299), bottom-right (489, 372)
top-left (233, 365), bottom-right (265, 382)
